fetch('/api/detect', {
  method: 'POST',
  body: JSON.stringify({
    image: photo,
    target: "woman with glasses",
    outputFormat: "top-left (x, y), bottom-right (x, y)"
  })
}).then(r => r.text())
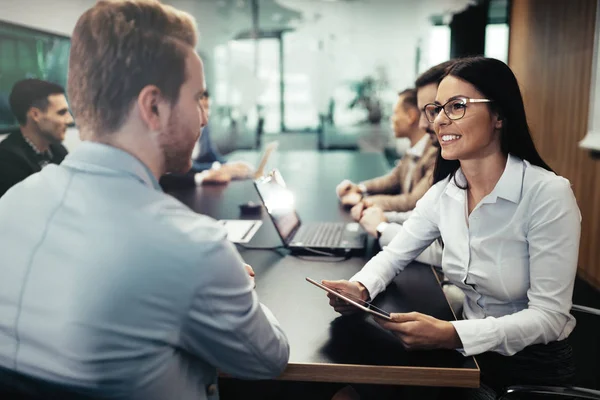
top-left (325, 56), bottom-right (580, 399)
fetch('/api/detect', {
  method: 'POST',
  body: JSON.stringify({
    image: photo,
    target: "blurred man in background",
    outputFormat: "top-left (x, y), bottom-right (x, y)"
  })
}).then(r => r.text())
top-left (357, 60), bottom-right (454, 246)
top-left (0, 79), bottom-right (72, 197)
top-left (336, 88), bottom-right (437, 214)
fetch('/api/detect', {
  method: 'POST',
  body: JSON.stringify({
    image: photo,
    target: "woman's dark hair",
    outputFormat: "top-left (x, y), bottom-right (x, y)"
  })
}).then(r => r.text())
top-left (432, 56), bottom-right (553, 187)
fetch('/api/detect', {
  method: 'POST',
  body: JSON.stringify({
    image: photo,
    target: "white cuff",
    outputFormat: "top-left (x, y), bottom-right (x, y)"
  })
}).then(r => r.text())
top-left (349, 271), bottom-right (387, 301)
top-left (194, 171), bottom-right (208, 185)
top-left (450, 318), bottom-right (502, 356)
top-left (376, 222), bottom-right (389, 237)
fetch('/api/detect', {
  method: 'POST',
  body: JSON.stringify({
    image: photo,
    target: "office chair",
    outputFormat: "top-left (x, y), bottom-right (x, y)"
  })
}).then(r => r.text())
top-left (497, 305), bottom-right (600, 400)
top-left (0, 363), bottom-right (110, 400)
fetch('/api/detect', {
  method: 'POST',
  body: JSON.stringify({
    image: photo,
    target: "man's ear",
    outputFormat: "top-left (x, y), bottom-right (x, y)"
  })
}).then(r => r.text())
top-left (138, 85), bottom-right (164, 131)
top-left (27, 107), bottom-right (42, 124)
top-left (408, 107), bottom-right (420, 125)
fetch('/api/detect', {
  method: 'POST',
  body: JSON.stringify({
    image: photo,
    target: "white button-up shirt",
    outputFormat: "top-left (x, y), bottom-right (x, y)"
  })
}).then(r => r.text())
top-left (351, 154), bottom-right (581, 356)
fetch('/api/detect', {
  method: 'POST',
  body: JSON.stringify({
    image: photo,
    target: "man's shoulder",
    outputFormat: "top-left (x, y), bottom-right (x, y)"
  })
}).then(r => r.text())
top-left (421, 139), bottom-right (438, 159)
top-left (0, 133), bottom-right (25, 154)
top-left (0, 135), bottom-right (33, 171)
top-left (146, 194), bottom-right (229, 250)
top-left (71, 185), bottom-right (231, 266)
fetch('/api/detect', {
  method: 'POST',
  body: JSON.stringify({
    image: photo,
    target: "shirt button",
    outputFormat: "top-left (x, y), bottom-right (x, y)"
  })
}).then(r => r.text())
top-left (206, 383), bottom-right (217, 396)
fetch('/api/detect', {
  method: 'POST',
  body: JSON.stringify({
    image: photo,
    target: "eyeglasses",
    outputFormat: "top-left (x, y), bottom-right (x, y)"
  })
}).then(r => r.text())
top-left (424, 97), bottom-right (493, 123)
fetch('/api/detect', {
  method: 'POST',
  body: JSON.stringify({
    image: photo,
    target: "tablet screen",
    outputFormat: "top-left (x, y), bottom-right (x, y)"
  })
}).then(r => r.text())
top-left (306, 277), bottom-right (392, 320)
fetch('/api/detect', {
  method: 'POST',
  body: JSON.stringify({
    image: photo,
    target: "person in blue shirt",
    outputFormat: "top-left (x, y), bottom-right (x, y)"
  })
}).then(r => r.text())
top-left (192, 90), bottom-right (227, 171)
top-left (0, 1), bottom-right (289, 400)
top-left (160, 90), bottom-right (254, 187)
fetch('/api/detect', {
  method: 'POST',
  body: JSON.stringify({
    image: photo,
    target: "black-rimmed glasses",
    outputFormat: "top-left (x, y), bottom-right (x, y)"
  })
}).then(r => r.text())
top-left (424, 97), bottom-right (492, 123)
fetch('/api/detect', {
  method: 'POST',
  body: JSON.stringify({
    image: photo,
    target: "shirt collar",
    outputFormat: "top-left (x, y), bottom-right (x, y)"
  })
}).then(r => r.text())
top-left (61, 141), bottom-right (162, 191)
top-left (22, 134), bottom-right (53, 159)
top-left (405, 134), bottom-right (430, 158)
top-left (445, 154), bottom-right (524, 204)
top-left (490, 154), bottom-right (523, 204)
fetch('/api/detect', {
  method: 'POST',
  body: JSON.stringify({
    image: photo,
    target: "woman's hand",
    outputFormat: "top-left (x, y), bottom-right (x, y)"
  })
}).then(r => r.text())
top-left (322, 280), bottom-right (370, 315)
top-left (374, 312), bottom-right (462, 350)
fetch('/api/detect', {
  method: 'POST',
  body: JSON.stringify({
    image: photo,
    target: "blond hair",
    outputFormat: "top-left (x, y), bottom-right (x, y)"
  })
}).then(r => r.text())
top-left (68, 0), bottom-right (198, 136)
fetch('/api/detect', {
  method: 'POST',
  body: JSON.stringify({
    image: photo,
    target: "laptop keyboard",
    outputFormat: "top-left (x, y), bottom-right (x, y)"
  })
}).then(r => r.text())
top-left (293, 223), bottom-right (345, 248)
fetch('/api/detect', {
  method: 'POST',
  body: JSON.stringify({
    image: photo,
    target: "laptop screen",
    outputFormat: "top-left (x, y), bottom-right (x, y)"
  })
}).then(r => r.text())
top-left (254, 170), bottom-right (300, 243)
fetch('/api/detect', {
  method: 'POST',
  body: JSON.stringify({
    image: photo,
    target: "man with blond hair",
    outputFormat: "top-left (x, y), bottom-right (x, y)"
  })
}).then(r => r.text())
top-left (0, 1), bottom-right (289, 399)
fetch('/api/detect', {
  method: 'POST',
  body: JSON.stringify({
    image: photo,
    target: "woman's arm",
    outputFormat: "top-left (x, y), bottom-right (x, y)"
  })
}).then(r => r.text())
top-left (350, 181), bottom-right (444, 299)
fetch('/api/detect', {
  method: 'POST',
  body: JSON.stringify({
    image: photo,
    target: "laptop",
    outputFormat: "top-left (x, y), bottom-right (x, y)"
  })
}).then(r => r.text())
top-left (254, 169), bottom-right (367, 255)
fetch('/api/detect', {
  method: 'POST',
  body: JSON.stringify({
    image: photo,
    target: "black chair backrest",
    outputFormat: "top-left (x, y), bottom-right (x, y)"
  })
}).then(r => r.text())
top-left (0, 365), bottom-right (107, 400)
top-left (570, 307), bottom-right (600, 390)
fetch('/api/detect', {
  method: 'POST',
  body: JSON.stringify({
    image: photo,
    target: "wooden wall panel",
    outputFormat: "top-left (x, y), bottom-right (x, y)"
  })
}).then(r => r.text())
top-left (509, 0), bottom-right (600, 289)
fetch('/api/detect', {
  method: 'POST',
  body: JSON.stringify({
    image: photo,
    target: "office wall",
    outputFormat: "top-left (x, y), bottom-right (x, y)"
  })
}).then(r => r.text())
top-left (0, 0), bottom-right (95, 36)
top-left (1, 0), bottom-right (96, 151)
top-left (509, 0), bottom-right (600, 289)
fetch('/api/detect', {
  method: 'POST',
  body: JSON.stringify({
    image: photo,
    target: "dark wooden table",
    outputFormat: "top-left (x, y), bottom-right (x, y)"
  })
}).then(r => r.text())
top-left (167, 150), bottom-right (479, 388)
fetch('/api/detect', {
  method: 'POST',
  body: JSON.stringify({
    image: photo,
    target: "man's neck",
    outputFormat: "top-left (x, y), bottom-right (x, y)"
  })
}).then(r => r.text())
top-left (407, 127), bottom-right (426, 148)
top-left (87, 129), bottom-right (165, 180)
top-left (20, 126), bottom-right (50, 153)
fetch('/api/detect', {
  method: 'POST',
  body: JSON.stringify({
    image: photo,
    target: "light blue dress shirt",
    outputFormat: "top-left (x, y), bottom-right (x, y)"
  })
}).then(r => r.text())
top-left (352, 154), bottom-right (581, 357)
top-left (0, 142), bottom-right (289, 400)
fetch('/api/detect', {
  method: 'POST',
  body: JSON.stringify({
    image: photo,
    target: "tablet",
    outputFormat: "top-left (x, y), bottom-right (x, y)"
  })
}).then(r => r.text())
top-left (306, 277), bottom-right (392, 320)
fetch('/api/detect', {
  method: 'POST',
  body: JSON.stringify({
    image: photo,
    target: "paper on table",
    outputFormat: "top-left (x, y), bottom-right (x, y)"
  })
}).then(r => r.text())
top-left (218, 220), bottom-right (262, 243)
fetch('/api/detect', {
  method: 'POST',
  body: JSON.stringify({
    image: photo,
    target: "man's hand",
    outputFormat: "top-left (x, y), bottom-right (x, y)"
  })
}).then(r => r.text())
top-left (336, 179), bottom-right (360, 198)
top-left (221, 161), bottom-right (254, 180)
top-left (359, 206), bottom-right (386, 237)
top-left (244, 263), bottom-right (256, 288)
top-left (321, 280), bottom-right (370, 315)
top-left (198, 169), bottom-right (232, 185)
top-left (340, 192), bottom-right (360, 209)
top-left (374, 312), bottom-right (462, 350)
top-left (350, 201), bottom-right (367, 221)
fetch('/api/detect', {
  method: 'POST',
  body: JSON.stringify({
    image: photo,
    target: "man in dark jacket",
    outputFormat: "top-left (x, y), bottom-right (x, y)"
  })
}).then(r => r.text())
top-left (0, 79), bottom-right (72, 198)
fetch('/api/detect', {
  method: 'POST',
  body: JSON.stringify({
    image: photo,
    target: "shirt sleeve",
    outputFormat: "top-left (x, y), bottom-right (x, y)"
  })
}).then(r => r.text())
top-left (180, 239), bottom-right (290, 379)
top-left (194, 126), bottom-right (227, 166)
top-left (367, 168), bottom-right (433, 212)
top-left (362, 161), bottom-right (403, 195)
top-left (451, 177), bottom-right (581, 356)
top-left (202, 128), bottom-right (227, 164)
top-left (350, 181), bottom-right (444, 299)
top-left (384, 211), bottom-right (413, 224)
top-left (379, 223), bottom-right (443, 267)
